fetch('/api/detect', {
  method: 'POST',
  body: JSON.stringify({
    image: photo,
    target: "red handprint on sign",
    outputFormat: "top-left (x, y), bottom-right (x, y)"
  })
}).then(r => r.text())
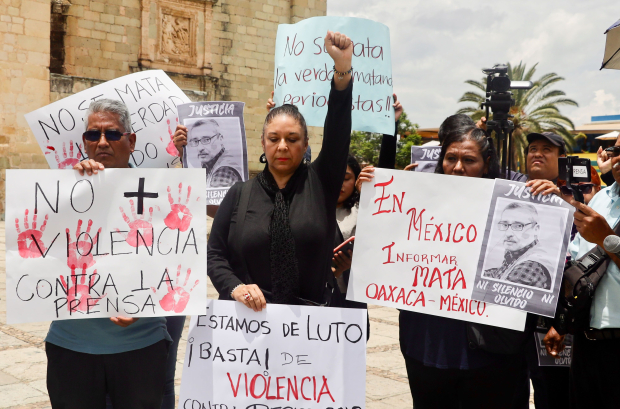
top-left (46, 141), bottom-right (83, 169)
top-left (15, 209), bottom-right (49, 258)
top-left (118, 200), bottom-right (154, 247)
top-left (60, 264), bottom-right (106, 313)
top-left (164, 183), bottom-right (194, 232)
top-left (66, 219), bottom-right (102, 269)
top-left (164, 117), bottom-right (179, 157)
top-left (152, 265), bottom-right (199, 313)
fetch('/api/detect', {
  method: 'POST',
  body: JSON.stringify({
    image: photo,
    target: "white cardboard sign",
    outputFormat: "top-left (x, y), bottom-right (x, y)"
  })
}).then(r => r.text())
top-left (347, 169), bottom-right (528, 331)
top-left (25, 70), bottom-right (190, 169)
top-left (5, 169), bottom-right (207, 323)
top-left (179, 300), bottom-right (367, 409)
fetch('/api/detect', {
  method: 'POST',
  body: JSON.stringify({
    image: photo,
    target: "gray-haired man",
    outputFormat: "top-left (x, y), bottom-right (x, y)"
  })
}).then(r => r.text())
top-left (45, 99), bottom-right (172, 409)
top-left (483, 202), bottom-right (553, 290)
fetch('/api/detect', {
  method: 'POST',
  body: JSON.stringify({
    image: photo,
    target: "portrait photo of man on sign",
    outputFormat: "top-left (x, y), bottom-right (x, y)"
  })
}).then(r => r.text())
top-left (183, 117), bottom-right (245, 189)
top-left (482, 198), bottom-right (565, 290)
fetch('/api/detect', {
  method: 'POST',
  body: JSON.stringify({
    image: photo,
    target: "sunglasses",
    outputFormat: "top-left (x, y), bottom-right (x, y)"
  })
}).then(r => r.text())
top-left (604, 146), bottom-right (620, 158)
top-left (560, 184), bottom-right (596, 196)
top-left (83, 130), bottom-right (130, 142)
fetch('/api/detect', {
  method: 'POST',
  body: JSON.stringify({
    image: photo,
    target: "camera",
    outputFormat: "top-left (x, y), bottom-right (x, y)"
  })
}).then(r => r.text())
top-left (559, 156), bottom-right (591, 203)
top-left (480, 64), bottom-right (533, 177)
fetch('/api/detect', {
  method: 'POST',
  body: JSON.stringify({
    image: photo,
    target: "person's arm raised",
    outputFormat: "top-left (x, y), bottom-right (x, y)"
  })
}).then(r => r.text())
top-left (378, 93), bottom-right (403, 170)
top-left (312, 30), bottom-right (354, 195)
top-left (325, 31), bottom-right (353, 91)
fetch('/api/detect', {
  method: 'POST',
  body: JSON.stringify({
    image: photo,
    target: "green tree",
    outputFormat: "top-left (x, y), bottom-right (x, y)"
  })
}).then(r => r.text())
top-left (457, 62), bottom-right (578, 171)
top-left (349, 111), bottom-right (422, 169)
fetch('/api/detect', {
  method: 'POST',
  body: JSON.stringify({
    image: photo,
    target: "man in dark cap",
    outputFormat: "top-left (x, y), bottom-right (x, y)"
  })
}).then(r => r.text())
top-left (516, 131), bottom-right (569, 409)
top-left (526, 131), bottom-right (566, 182)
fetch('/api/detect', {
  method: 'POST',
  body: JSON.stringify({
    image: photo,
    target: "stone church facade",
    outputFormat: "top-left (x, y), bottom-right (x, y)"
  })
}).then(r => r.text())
top-left (0, 0), bottom-right (326, 217)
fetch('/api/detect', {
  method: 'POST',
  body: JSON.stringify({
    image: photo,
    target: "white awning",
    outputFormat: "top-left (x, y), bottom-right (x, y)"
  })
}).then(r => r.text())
top-left (595, 130), bottom-right (620, 140)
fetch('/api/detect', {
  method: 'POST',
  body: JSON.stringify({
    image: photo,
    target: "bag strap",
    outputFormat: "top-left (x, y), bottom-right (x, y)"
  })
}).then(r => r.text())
top-left (571, 220), bottom-right (620, 297)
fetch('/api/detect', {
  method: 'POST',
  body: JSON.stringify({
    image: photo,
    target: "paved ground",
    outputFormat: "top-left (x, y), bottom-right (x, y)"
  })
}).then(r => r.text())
top-left (0, 221), bottom-right (534, 408)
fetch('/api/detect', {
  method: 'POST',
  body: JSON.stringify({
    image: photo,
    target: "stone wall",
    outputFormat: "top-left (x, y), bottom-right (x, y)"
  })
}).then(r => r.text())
top-left (209, 0), bottom-right (327, 172)
top-left (0, 0), bottom-right (52, 219)
top-left (0, 0), bottom-right (327, 218)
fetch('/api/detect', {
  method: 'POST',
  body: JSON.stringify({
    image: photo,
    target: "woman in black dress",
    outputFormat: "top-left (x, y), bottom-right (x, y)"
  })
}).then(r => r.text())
top-left (208, 30), bottom-right (353, 310)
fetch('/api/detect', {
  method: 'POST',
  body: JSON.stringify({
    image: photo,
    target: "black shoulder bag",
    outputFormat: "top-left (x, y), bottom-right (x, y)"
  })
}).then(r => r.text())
top-left (233, 178), bottom-right (342, 307)
top-left (554, 225), bottom-right (620, 335)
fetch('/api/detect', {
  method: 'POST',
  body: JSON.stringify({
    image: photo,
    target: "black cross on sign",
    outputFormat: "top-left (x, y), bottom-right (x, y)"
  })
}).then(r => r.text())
top-left (124, 177), bottom-right (158, 214)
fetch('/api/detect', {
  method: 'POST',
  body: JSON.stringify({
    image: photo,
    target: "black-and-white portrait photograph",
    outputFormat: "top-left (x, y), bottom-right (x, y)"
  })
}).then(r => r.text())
top-left (472, 179), bottom-right (573, 317)
top-left (481, 197), bottom-right (567, 291)
top-left (183, 117), bottom-right (245, 188)
top-left (177, 101), bottom-right (249, 205)
top-left (411, 146), bottom-right (440, 173)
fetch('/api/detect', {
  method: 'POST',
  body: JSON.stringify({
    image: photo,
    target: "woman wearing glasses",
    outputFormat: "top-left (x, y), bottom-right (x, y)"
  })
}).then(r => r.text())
top-left (358, 122), bottom-right (525, 409)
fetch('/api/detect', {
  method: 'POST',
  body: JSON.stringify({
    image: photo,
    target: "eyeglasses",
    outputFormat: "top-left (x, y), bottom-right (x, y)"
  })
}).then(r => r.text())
top-left (560, 184), bottom-right (596, 196)
top-left (188, 134), bottom-right (221, 147)
top-left (497, 222), bottom-right (537, 231)
top-left (604, 146), bottom-right (620, 158)
top-left (83, 130), bottom-right (130, 142)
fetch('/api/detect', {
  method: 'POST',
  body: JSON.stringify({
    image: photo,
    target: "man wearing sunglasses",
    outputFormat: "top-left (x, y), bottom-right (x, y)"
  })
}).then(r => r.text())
top-left (483, 202), bottom-right (552, 290)
top-left (45, 99), bottom-right (172, 409)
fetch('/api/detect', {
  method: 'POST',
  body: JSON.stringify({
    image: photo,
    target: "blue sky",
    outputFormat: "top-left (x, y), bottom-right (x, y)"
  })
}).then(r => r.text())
top-left (327, 0), bottom-right (620, 128)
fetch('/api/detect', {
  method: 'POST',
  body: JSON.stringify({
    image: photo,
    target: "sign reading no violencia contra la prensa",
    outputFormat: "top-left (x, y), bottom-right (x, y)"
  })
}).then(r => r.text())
top-left (5, 168), bottom-right (207, 324)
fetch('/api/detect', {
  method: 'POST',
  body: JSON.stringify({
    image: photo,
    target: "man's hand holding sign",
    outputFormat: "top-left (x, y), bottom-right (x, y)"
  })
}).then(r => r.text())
top-left (6, 100), bottom-right (207, 324)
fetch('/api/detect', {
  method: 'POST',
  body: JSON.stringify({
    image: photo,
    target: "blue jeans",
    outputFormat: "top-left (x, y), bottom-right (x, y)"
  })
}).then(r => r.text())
top-left (105, 316), bottom-right (185, 409)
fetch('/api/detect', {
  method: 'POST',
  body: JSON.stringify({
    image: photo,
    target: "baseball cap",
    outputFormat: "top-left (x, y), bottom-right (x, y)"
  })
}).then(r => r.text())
top-left (526, 132), bottom-right (566, 150)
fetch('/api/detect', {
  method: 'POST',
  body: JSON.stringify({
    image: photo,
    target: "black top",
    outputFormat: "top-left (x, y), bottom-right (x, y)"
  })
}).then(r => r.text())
top-left (208, 80), bottom-right (353, 302)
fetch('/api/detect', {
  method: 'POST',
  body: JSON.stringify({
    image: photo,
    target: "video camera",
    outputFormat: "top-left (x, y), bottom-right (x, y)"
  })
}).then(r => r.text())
top-left (559, 156), bottom-right (592, 203)
top-left (480, 64), bottom-right (533, 177)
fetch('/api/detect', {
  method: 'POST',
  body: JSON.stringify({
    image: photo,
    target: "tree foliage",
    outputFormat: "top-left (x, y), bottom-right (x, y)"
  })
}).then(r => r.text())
top-left (349, 111), bottom-right (422, 169)
top-left (457, 62), bottom-right (578, 171)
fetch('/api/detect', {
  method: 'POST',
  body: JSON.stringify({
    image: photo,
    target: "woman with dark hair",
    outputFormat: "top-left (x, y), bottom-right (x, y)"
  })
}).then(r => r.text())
top-left (358, 120), bottom-right (525, 409)
top-left (434, 125), bottom-right (500, 177)
top-left (332, 154), bottom-right (361, 293)
top-left (207, 31), bottom-right (353, 309)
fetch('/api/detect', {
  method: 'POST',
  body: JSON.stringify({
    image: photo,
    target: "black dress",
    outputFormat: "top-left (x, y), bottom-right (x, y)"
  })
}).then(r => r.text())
top-left (208, 80), bottom-right (353, 303)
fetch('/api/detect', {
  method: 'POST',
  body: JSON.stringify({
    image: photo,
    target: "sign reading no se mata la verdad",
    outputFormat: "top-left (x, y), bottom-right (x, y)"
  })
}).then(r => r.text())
top-left (179, 300), bottom-right (367, 409)
top-left (24, 70), bottom-right (190, 170)
top-left (5, 168), bottom-right (207, 324)
top-left (273, 16), bottom-right (394, 135)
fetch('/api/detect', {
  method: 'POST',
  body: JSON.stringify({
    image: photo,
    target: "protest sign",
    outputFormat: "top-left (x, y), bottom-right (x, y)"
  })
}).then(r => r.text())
top-left (411, 146), bottom-right (441, 173)
top-left (535, 332), bottom-right (572, 367)
top-left (177, 101), bottom-right (249, 205)
top-left (273, 16), bottom-right (394, 135)
top-left (179, 300), bottom-right (366, 409)
top-left (25, 70), bottom-right (190, 170)
top-left (471, 179), bottom-right (573, 317)
top-left (347, 169), bottom-right (528, 330)
top-left (5, 168), bottom-right (207, 324)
